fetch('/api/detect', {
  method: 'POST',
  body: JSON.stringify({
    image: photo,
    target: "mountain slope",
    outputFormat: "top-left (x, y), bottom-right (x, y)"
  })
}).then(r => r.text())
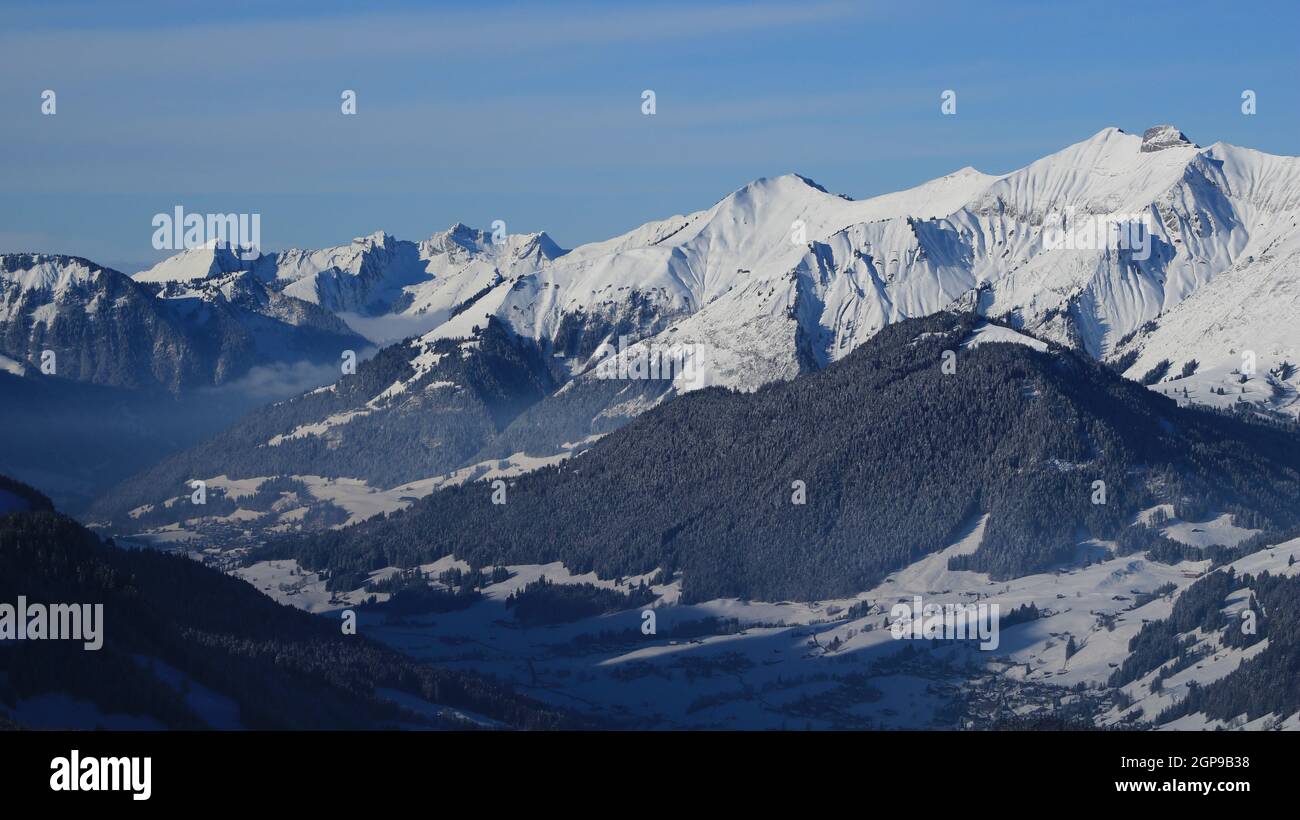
top-left (1, 254), bottom-right (206, 391)
top-left (1151, 565), bottom-right (1300, 727)
top-left (85, 126), bottom-right (1300, 546)
top-left (420, 171), bottom-right (998, 380)
top-left (270, 312), bottom-right (1300, 602)
top-left (608, 127), bottom-right (1299, 403)
top-left (88, 317), bottom-right (557, 528)
top-left (26, 126), bottom-right (1300, 402)
top-left (1, 253), bottom-right (364, 391)
top-left (134, 227), bottom-right (568, 346)
top-left (0, 477), bottom-right (575, 730)
top-left (132, 241), bottom-right (254, 284)
top-left (83, 171), bottom-right (1005, 528)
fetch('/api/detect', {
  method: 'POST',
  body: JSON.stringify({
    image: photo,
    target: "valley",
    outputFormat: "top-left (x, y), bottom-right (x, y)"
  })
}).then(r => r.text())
top-left (225, 509), bottom-right (1298, 730)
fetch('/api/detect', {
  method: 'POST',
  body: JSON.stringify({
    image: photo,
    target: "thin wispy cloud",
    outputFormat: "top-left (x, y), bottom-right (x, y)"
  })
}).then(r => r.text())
top-left (0, 2), bottom-right (867, 80)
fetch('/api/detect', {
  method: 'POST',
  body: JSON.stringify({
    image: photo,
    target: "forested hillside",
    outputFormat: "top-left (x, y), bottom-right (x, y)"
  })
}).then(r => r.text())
top-left (269, 312), bottom-right (1300, 602)
top-left (1153, 569), bottom-right (1300, 725)
top-left (89, 318), bottom-right (557, 524)
top-left (0, 480), bottom-right (577, 730)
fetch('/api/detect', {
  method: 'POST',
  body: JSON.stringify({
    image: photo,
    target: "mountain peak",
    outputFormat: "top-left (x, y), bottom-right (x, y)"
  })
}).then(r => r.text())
top-left (352, 230), bottom-right (394, 247)
top-left (1140, 124), bottom-right (1194, 152)
top-left (725, 173), bottom-right (848, 208)
top-left (789, 173), bottom-right (831, 194)
top-left (133, 243), bottom-right (252, 283)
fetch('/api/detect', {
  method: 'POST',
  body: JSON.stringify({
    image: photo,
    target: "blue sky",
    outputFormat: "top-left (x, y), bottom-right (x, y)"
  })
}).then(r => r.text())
top-left (2, 0), bottom-right (1297, 273)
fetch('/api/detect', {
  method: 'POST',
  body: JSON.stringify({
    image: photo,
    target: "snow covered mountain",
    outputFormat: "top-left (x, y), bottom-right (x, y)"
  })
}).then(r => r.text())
top-left (514, 125), bottom-right (1297, 408)
top-left (133, 240), bottom-right (255, 285)
top-left (3, 254), bottom-right (194, 390)
top-left (295, 125), bottom-right (1297, 416)
top-left (31, 123), bottom-right (1300, 409)
top-left (95, 313), bottom-right (1300, 731)
top-left (86, 125), bottom-right (1300, 542)
top-left (0, 253), bottom-right (364, 392)
top-left (417, 168), bottom-right (999, 386)
top-left (268, 311), bottom-right (1300, 599)
top-left (135, 227), bottom-right (566, 345)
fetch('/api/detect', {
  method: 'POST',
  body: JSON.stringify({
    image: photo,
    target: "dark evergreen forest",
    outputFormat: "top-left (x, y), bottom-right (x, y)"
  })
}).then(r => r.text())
top-left (0, 481), bottom-right (578, 730)
top-left (268, 312), bottom-right (1300, 602)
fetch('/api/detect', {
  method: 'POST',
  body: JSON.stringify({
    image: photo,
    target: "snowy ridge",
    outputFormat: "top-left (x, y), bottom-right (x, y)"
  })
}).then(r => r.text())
top-left (115, 125), bottom-right (1300, 414)
top-left (77, 125), bottom-right (1300, 535)
top-left (134, 241), bottom-right (253, 284)
top-left (132, 225), bottom-right (568, 346)
top-left (0, 252), bottom-right (363, 391)
top-left (400, 127), bottom-right (1299, 411)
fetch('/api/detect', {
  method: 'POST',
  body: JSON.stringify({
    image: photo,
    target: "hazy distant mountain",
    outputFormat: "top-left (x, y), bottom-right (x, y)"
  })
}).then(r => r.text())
top-left (89, 317), bottom-right (557, 528)
top-left (134, 227), bottom-right (566, 345)
top-left (1, 253), bottom-right (364, 392)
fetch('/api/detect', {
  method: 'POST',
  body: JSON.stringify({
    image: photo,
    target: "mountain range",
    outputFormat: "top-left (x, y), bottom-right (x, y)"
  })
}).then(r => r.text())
top-left (243, 312), bottom-right (1300, 730)
top-left (116, 124), bottom-right (1300, 407)
top-left (51, 124), bottom-right (1299, 539)
top-left (1, 252), bottom-right (363, 392)
top-left (6, 124), bottom-right (1300, 731)
top-left (268, 311), bottom-right (1300, 602)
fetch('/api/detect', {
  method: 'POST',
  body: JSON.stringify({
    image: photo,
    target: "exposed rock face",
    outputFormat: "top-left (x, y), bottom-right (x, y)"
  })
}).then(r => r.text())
top-left (1, 254), bottom-right (364, 391)
top-left (1140, 124), bottom-right (1193, 152)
